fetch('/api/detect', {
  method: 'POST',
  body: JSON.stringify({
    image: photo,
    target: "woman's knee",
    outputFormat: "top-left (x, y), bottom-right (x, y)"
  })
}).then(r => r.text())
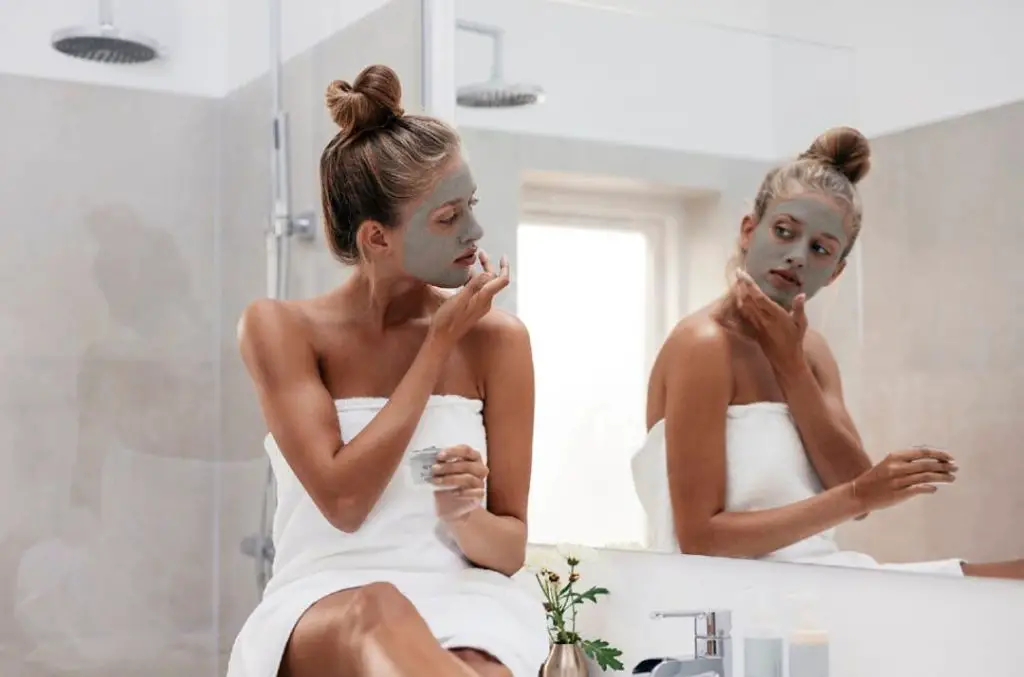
top-left (290, 582), bottom-right (418, 652)
top-left (335, 582), bottom-right (420, 636)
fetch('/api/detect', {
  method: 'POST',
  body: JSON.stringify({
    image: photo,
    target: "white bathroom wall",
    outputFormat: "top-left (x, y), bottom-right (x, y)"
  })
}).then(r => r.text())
top-left (223, 0), bottom-right (392, 94)
top-left (520, 546), bottom-right (1024, 677)
top-left (849, 0), bottom-right (1024, 135)
top-left (422, 0), bottom-right (457, 122)
top-left (453, 0), bottom-right (783, 159)
top-left (452, 0), bottom-right (1023, 157)
top-left (769, 0), bottom-right (1024, 135)
top-left (769, 37), bottom-right (858, 157)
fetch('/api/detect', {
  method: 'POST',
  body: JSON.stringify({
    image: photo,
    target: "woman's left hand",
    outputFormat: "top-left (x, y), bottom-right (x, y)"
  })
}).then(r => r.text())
top-left (734, 269), bottom-right (808, 371)
top-left (432, 444), bottom-right (488, 523)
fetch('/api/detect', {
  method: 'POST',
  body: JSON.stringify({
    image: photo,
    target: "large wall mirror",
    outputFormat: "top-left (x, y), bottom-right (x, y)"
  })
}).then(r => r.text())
top-left (455, 0), bottom-right (1024, 582)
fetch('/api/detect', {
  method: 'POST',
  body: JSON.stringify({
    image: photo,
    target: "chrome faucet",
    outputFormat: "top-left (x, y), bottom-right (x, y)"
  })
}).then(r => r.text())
top-left (634, 609), bottom-right (732, 677)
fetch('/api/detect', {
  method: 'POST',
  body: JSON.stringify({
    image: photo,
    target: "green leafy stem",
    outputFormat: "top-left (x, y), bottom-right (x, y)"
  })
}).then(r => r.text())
top-left (535, 555), bottom-right (624, 672)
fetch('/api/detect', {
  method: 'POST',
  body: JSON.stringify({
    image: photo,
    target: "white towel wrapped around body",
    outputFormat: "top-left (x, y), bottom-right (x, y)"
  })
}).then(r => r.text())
top-left (631, 402), bottom-right (964, 576)
top-left (226, 395), bottom-right (549, 677)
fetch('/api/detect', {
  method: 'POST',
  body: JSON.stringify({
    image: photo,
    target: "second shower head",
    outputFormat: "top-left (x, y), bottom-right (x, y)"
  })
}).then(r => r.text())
top-left (456, 20), bottom-right (544, 109)
top-left (456, 81), bottom-right (544, 108)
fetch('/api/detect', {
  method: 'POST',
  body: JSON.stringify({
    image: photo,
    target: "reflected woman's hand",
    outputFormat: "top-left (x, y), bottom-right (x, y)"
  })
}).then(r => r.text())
top-left (850, 447), bottom-right (958, 513)
top-left (734, 269), bottom-right (807, 370)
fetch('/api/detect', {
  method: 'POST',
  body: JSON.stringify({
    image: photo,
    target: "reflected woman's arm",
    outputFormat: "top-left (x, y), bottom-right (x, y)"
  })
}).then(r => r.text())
top-left (663, 322), bottom-right (868, 558)
top-left (731, 272), bottom-right (872, 490)
top-left (772, 328), bottom-right (873, 490)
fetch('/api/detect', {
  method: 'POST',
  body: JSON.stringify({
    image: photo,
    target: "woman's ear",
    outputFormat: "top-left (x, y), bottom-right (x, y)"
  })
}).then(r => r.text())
top-left (738, 213), bottom-right (758, 252)
top-left (356, 220), bottom-right (393, 260)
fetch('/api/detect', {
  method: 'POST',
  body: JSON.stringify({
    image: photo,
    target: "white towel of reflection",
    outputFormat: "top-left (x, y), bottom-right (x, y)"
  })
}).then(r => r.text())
top-left (13, 447), bottom-right (219, 670)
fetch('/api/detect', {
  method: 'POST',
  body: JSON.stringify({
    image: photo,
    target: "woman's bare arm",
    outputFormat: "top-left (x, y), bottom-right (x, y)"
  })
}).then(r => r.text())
top-left (663, 322), bottom-right (865, 559)
top-left (444, 312), bottom-right (533, 576)
top-left (772, 328), bottom-right (872, 489)
top-left (238, 298), bottom-right (449, 533)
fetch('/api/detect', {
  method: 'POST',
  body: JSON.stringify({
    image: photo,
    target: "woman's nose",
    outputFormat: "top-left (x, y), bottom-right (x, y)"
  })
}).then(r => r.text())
top-left (461, 214), bottom-right (484, 244)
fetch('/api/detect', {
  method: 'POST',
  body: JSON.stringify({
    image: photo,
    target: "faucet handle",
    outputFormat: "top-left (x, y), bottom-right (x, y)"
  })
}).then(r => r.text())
top-left (650, 609), bottom-right (731, 660)
top-left (650, 609), bottom-right (731, 635)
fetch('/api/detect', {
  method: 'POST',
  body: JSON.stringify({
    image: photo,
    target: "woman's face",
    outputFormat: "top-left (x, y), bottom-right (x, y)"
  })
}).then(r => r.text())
top-left (392, 157), bottom-right (484, 288)
top-left (740, 191), bottom-right (851, 308)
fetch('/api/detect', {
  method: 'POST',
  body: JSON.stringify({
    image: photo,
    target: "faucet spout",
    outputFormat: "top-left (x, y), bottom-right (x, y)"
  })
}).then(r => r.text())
top-left (655, 657), bottom-right (723, 676)
top-left (647, 609), bottom-right (733, 677)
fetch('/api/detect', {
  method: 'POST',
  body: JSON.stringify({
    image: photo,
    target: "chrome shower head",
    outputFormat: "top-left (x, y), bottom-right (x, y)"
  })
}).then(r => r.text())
top-left (456, 20), bottom-right (543, 110)
top-left (52, 0), bottom-right (160, 65)
top-left (456, 82), bottom-right (545, 108)
top-left (52, 26), bottom-right (159, 64)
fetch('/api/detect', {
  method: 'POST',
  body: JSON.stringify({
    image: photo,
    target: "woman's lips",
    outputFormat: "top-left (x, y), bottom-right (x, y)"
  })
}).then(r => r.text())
top-left (768, 269), bottom-right (801, 288)
top-left (453, 249), bottom-right (478, 266)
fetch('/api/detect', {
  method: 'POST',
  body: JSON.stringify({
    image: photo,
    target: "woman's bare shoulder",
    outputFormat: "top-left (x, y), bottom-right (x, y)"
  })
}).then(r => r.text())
top-left (472, 306), bottom-right (528, 338)
top-left (237, 297), bottom-right (315, 352)
top-left (237, 285), bottom-right (358, 349)
top-left (466, 307), bottom-right (530, 372)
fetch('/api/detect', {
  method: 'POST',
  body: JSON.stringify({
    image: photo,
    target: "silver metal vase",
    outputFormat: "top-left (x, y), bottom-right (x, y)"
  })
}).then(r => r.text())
top-left (540, 643), bottom-right (589, 677)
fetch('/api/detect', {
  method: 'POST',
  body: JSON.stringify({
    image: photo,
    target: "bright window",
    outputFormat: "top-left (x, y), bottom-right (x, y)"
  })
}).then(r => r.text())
top-left (517, 221), bottom-right (659, 548)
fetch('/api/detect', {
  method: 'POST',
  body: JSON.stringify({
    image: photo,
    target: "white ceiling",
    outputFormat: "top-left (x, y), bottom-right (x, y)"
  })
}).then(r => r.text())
top-left (540, 0), bottom-right (857, 47)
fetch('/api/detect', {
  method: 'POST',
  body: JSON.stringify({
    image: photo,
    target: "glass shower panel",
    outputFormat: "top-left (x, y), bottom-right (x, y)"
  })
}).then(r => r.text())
top-left (0, 36), bottom-right (221, 677)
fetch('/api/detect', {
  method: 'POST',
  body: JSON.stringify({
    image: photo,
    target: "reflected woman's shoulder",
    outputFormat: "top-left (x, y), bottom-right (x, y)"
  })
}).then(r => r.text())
top-left (657, 312), bottom-right (733, 375)
top-left (666, 311), bottom-right (730, 350)
top-left (801, 326), bottom-right (836, 369)
top-left (652, 313), bottom-right (732, 393)
top-left (802, 326), bottom-right (829, 350)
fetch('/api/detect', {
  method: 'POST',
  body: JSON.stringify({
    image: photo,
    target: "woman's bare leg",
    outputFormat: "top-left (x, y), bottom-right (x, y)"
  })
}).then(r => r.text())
top-left (280, 582), bottom-right (482, 677)
top-left (450, 648), bottom-right (514, 677)
top-left (961, 559), bottom-right (1024, 579)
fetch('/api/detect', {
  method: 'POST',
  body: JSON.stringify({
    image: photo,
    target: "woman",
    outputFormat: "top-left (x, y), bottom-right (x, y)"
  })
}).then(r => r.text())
top-left (225, 65), bottom-right (549, 677)
top-left (632, 126), bottom-right (1023, 579)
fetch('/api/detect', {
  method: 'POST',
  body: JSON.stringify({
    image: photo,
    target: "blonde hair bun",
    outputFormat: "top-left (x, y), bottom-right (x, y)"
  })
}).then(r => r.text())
top-left (799, 126), bottom-right (871, 184)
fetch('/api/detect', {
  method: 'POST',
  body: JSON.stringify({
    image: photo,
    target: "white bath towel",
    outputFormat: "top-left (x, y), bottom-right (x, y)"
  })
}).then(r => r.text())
top-left (631, 402), bottom-right (964, 576)
top-left (226, 395), bottom-right (549, 677)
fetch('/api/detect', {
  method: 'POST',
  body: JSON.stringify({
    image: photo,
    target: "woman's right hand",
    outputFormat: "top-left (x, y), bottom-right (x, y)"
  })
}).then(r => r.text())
top-left (428, 250), bottom-right (510, 349)
top-left (850, 447), bottom-right (958, 512)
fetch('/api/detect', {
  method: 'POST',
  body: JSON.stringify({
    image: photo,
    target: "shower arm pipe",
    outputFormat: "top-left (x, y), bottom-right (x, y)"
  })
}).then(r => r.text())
top-left (99, 0), bottom-right (113, 26)
top-left (268, 0), bottom-right (292, 300)
top-left (455, 20), bottom-right (504, 82)
top-left (269, 0), bottom-right (284, 115)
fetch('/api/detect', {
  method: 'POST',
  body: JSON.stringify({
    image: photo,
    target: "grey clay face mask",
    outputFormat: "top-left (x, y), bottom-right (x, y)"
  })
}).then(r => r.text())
top-left (745, 196), bottom-right (849, 308)
top-left (401, 159), bottom-right (483, 288)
